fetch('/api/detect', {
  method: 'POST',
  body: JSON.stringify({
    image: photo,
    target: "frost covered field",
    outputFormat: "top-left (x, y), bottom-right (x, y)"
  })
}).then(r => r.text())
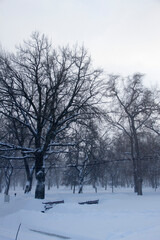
top-left (0, 187), bottom-right (160, 240)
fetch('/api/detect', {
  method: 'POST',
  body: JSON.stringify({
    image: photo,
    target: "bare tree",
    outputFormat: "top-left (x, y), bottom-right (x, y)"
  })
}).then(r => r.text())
top-left (64, 120), bottom-right (102, 193)
top-left (0, 32), bottom-right (103, 199)
top-left (105, 74), bottom-right (157, 195)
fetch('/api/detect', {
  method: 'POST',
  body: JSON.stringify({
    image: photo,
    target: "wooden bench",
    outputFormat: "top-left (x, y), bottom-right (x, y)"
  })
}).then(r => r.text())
top-left (78, 199), bottom-right (99, 205)
top-left (42, 200), bottom-right (64, 212)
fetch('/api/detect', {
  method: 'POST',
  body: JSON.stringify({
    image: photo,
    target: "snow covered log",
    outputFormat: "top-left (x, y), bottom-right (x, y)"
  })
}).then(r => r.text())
top-left (42, 200), bottom-right (64, 205)
top-left (78, 199), bottom-right (99, 205)
top-left (42, 200), bottom-right (65, 212)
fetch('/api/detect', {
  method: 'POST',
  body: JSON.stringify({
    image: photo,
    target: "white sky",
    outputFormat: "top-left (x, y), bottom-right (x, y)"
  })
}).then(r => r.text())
top-left (1, 0), bottom-right (160, 86)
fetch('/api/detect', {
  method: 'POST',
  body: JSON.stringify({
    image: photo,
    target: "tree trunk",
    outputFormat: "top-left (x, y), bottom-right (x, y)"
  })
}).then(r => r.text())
top-left (47, 168), bottom-right (52, 190)
top-left (130, 136), bottom-right (138, 193)
top-left (131, 119), bottom-right (143, 195)
top-left (78, 184), bottom-right (83, 194)
top-left (93, 183), bottom-right (97, 193)
top-left (0, 171), bottom-right (3, 193)
top-left (73, 184), bottom-right (76, 194)
top-left (35, 153), bottom-right (45, 199)
top-left (132, 159), bottom-right (138, 193)
top-left (136, 158), bottom-right (143, 195)
top-left (111, 174), bottom-right (114, 193)
top-left (78, 174), bottom-right (84, 194)
top-left (24, 159), bottom-right (35, 193)
top-left (4, 163), bottom-right (13, 196)
top-left (4, 179), bottom-right (10, 195)
top-left (25, 176), bottom-right (34, 193)
top-left (55, 168), bottom-right (59, 189)
top-left (137, 177), bottom-right (143, 195)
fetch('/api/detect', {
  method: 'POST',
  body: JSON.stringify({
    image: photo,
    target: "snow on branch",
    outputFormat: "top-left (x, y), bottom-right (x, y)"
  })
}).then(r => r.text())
top-left (0, 155), bottom-right (35, 160)
top-left (0, 141), bottom-right (35, 152)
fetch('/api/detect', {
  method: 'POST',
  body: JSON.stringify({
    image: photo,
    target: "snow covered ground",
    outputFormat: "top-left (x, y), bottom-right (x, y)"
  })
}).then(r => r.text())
top-left (0, 187), bottom-right (160, 240)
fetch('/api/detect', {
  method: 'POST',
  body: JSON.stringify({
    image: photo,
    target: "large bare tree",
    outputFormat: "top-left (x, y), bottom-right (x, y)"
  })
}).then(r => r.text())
top-left (105, 74), bottom-right (157, 195)
top-left (0, 32), bottom-right (103, 199)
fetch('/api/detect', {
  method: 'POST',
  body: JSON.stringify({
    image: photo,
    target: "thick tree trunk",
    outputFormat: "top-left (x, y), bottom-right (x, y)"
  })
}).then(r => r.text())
top-left (137, 177), bottom-right (143, 195)
top-left (35, 153), bottom-right (45, 199)
top-left (35, 169), bottom-right (45, 199)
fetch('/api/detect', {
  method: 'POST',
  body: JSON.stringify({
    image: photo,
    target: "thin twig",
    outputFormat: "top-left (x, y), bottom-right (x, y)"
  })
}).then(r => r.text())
top-left (15, 223), bottom-right (21, 240)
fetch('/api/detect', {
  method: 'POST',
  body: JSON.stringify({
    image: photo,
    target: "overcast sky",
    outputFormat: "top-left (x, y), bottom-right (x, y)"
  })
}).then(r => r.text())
top-left (1, 0), bottom-right (160, 86)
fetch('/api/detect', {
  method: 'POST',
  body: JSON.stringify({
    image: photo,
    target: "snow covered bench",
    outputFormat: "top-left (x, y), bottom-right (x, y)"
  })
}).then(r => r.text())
top-left (42, 200), bottom-right (64, 212)
top-left (78, 199), bottom-right (99, 205)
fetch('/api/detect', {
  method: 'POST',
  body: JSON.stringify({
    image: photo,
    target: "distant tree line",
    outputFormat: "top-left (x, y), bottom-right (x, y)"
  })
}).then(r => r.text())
top-left (0, 32), bottom-right (160, 198)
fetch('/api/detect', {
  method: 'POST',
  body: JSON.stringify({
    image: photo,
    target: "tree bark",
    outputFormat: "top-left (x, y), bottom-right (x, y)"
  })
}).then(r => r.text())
top-left (131, 118), bottom-right (143, 195)
top-left (35, 153), bottom-right (45, 199)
